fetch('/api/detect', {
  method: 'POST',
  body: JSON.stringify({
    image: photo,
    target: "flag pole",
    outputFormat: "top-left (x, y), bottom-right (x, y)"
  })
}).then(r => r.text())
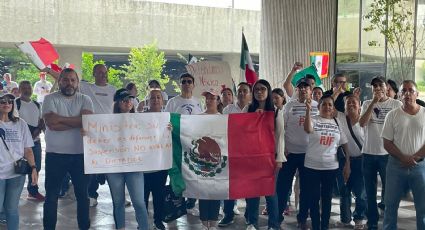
top-left (240, 27), bottom-right (244, 83)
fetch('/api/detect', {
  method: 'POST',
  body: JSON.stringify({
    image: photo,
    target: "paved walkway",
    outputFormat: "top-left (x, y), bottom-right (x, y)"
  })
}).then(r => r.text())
top-left (2, 137), bottom-right (418, 229)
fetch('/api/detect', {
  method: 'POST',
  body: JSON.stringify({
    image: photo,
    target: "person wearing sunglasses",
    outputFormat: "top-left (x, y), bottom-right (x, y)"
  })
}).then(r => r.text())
top-left (0, 92), bottom-right (38, 230)
top-left (165, 73), bottom-right (203, 217)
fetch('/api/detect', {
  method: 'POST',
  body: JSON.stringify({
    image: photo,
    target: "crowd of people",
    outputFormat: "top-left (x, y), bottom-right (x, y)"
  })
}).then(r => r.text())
top-left (0, 61), bottom-right (424, 230)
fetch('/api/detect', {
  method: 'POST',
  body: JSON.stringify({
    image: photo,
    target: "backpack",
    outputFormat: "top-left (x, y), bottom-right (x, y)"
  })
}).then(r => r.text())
top-left (16, 98), bottom-right (40, 111)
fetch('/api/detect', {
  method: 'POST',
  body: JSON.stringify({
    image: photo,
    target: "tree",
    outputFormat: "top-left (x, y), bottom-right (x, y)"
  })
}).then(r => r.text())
top-left (364, 0), bottom-right (425, 82)
top-left (81, 52), bottom-right (123, 89)
top-left (121, 42), bottom-right (170, 100)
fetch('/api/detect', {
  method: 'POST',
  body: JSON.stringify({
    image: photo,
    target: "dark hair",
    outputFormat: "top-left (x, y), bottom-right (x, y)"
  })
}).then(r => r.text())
top-left (18, 80), bottom-right (31, 88)
top-left (59, 68), bottom-right (79, 80)
top-left (318, 94), bottom-right (335, 108)
top-left (1, 95), bottom-right (19, 122)
top-left (272, 88), bottom-right (286, 106)
top-left (179, 73), bottom-right (195, 83)
top-left (332, 72), bottom-right (345, 83)
top-left (371, 76), bottom-right (386, 86)
top-left (313, 86), bottom-right (323, 93)
top-left (237, 82), bottom-right (252, 92)
top-left (125, 82), bottom-right (136, 91)
top-left (221, 88), bottom-right (233, 96)
top-left (344, 94), bottom-right (360, 105)
top-left (148, 80), bottom-right (161, 88)
top-left (248, 79), bottom-right (274, 112)
top-left (402, 80), bottom-right (418, 88)
top-left (113, 100), bottom-right (135, 114)
top-left (386, 79), bottom-right (398, 99)
top-left (305, 74), bottom-right (316, 83)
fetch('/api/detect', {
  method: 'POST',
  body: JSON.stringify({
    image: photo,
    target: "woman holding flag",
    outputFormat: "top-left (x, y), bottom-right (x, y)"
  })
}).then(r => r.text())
top-left (243, 79), bottom-right (285, 230)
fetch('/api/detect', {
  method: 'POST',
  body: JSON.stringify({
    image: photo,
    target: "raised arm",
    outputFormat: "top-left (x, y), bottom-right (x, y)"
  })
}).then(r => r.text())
top-left (283, 62), bottom-right (303, 98)
top-left (304, 99), bottom-right (313, 133)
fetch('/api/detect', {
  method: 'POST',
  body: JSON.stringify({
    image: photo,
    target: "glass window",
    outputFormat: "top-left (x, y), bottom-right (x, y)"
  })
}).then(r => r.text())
top-left (336, 0), bottom-right (360, 63)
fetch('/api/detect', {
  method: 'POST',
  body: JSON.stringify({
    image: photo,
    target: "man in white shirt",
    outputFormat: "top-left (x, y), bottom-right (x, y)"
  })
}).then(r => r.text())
top-left (2, 73), bottom-right (18, 93)
top-left (359, 77), bottom-right (402, 230)
top-left (278, 78), bottom-right (319, 229)
top-left (381, 80), bottom-right (425, 230)
top-left (79, 64), bottom-right (116, 206)
top-left (165, 73), bottom-right (203, 216)
top-left (33, 72), bottom-right (53, 104)
top-left (17, 81), bottom-right (45, 202)
top-left (219, 82), bottom-right (252, 227)
top-left (42, 68), bottom-right (93, 230)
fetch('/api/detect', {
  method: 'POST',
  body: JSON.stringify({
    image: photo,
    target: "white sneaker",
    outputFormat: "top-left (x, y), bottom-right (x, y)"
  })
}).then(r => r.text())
top-left (89, 197), bottom-right (98, 207)
top-left (246, 224), bottom-right (257, 230)
top-left (233, 205), bottom-right (241, 215)
top-left (186, 207), bottom-right (200, 216)
top-left (125, 199), bottom-right (132, 207)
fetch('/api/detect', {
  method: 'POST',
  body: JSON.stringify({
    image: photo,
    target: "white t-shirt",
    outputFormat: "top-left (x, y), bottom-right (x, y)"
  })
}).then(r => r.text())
top-left (16, 99), bottom-right (42, 141)
top-left (381, 106), bottom-right (425, 156)
top-left (79, 81), bottom-right (116, 114)
top-left (222, 103), bottom-right (246, 114)
top-left (165, 95), bottom-right (203, 115)
top-left (336, 112), bottom-right (364, 157)
top-left (0, 119), bottom-right (34, 179)
top-left (3, 81), bottom-right (18, 93)
top-left (33, 80), bottom-right (53, 103)
top-left (284, 99), bottom-right (319, 153)
top-left (305, 116), bottom-right (348, 170)
top-left (361, 98), bottom-right (402, 155)
top-left (42, 92), bottom-right (93, 154)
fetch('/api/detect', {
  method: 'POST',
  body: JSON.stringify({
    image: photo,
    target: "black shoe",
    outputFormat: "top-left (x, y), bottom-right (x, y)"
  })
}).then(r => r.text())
top-left (153, 221), bottom-right (166, 230)
top-left (218, 216), bottom-right (234, 227)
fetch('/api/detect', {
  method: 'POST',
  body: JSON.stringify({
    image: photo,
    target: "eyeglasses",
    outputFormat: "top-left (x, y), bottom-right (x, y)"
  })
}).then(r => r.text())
top-left (400, 89), bottom-right (417, 95)
top-left (0, 99), bottom-right (13, 105)
top-left (181, 80), bottom-right (193, 85)
top-left (254, 87), bottom-right (267, 92)
top-left (120, 98), bottom-right (133, 104)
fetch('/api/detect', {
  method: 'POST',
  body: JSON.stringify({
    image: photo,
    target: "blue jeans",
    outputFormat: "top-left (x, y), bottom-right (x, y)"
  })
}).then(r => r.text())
top-left (363, 154), bottom-right (388, 229)
top-left (106, 172), bottom-right (149, 230)
top-left (43, 153), bottom-right (90, 230)
top-left (0, 175), bottom-right (26, 230)
top-left (245, 189), bottom-right (279, 228)
top-left (223, 199), bottom-right (236, 219)
top-left (27, 141), bottom-right (42, 195)
top-left (383, 156), bottom-right (425, 230)
top-left (337, 156), bottom-right (366, 222)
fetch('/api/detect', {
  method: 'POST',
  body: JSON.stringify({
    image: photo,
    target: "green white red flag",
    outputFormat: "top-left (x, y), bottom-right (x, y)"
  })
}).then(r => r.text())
top-left (309, 52), bottom-right (330, 78)
top-left (168, 112), bottom-right (276, 199)
top-left (17, 38), bottom-right (59, 69)
top-left (240, 33), bottom-right (258, 85)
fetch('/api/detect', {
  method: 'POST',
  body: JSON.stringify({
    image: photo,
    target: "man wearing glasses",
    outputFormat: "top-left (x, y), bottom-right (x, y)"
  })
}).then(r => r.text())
top-left (165, 73), bottom-right (203, 115)
top-left (381, 80), bottom-right (425, 230)
top-left (359, 77), bottom-right (402, 230)
top-left (323, 73), bottom-right (360, 113)
top-left (165, 72), bottom-right (203, 217)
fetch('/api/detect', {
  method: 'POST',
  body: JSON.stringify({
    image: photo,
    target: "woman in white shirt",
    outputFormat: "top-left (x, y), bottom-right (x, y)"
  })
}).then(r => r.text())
top-left (304, 95), bottom-right (350, 230)
top-left (0, 93), bottom-right (38, 230)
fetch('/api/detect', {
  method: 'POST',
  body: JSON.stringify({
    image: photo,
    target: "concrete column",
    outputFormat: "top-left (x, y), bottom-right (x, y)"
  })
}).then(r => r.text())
top-left (56, 47), bottom-right (83, 78)
top-left (221, 53), bottom-right (242, 85)
top-left (260, 0), bottom-right (337, 88)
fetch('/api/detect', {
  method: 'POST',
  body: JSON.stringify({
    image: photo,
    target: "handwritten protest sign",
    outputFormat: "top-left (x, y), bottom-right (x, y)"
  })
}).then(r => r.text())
top-left (82, 113), bottom-right (172, 174)
top-left (186, 61), bottom-right (234, 98)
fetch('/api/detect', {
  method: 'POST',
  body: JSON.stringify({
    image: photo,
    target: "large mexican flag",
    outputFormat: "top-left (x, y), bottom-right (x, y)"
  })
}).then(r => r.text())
top-left (169, 112), bottom-right (276, 200)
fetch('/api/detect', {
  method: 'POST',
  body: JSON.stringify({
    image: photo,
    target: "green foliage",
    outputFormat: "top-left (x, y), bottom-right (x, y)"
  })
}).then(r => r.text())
top-left (121, 42), bottom-right (170, 100)
top-left (363, 0), bottom-right (423, 81)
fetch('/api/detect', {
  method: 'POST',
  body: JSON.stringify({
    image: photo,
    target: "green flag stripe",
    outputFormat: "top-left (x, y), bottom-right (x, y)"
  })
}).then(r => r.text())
top-left (168, 113), bottom-right (186, 196)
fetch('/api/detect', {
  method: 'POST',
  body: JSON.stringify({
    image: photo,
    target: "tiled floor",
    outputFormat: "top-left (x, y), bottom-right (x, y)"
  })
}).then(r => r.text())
top-left (2, 137), bottom-right (418, 230)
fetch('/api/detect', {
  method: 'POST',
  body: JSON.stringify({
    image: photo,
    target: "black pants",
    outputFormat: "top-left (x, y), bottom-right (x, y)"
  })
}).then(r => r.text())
top-left (276, 153), bottom-right (308, 223)
top-left (144, 170), bottom-right (168, 224)
top-left (223, 199), bottom-right (235, 219)
top-left (43, 153), bottom-right (90, 230)
top-left (304, 167), bottom-right (337, 230)
top-left (199, 200), bottom-right (220, 221)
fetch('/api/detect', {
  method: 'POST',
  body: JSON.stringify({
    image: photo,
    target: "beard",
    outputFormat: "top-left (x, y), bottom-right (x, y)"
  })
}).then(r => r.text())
top-left (60, 86), bottom-right (77, 96)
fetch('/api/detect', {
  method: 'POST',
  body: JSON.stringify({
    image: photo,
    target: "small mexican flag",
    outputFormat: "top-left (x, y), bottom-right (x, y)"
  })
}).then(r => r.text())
top-left (169, 112), bottom-right (276, 200)
top-left (310, 52), bottom-right (330, 78)
top-left (240, 33), bottom-right (258, 85)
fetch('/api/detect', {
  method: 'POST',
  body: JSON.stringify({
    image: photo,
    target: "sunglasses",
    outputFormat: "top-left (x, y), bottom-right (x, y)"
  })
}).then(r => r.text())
top-left (181, 80), bottom-right (193, 85)
top-left (0, 99), bottom-right (14, 105)
top-left (120, 98), bottom-right (133, 103)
